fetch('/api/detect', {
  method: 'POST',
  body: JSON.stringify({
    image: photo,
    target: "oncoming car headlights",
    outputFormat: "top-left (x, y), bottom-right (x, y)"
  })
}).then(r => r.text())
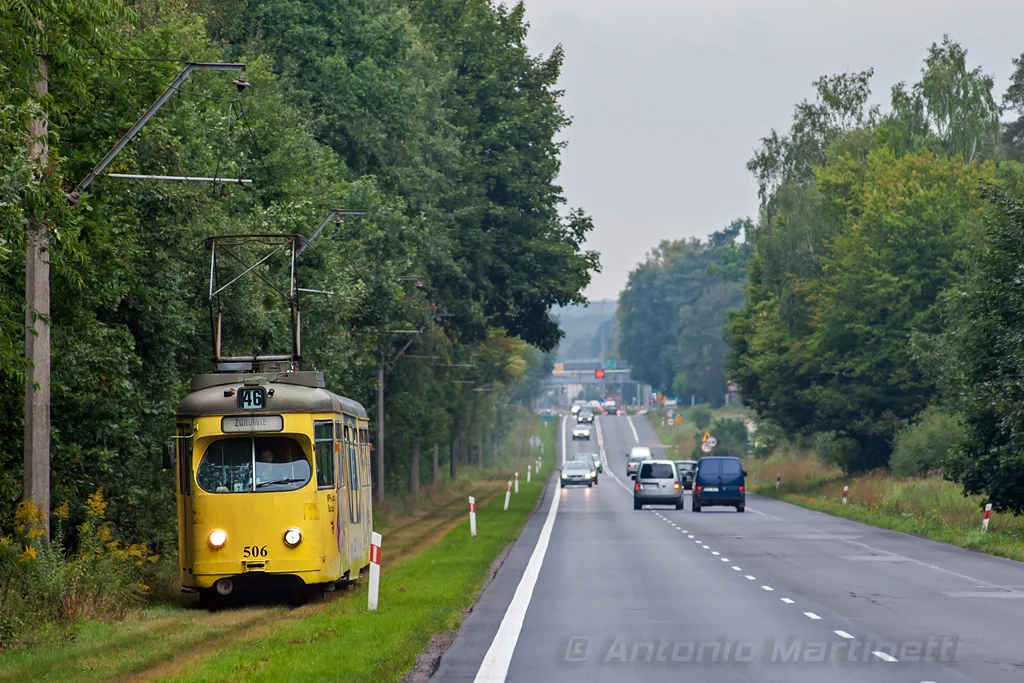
top-left (283, 527), bottom-right (303, 547)
top-left (208, 528), bottom-right (227, 549)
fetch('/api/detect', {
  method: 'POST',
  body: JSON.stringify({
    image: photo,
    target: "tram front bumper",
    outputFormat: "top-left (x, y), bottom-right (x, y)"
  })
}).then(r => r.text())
top-left (191, 557), bottom-right (327, 588)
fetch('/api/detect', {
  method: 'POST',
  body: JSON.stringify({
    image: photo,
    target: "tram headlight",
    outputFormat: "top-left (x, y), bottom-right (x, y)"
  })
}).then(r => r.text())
top-left (208, 528), bottom-right (227, 549)
top-left (283, 527), bottom-right (302, 547)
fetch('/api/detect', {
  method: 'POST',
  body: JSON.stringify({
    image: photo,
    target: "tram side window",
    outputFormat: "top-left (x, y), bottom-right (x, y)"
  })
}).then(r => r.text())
top-left (335, 420), bottom-right (345, 487)
top-left (314, 421), bottom-right (335, 488)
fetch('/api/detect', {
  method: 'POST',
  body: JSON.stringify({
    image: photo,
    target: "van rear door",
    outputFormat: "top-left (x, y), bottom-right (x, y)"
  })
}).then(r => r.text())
top-left (697, 458), bottom-right (723, 499)
top-left (720, 457), bottom-right (744, 497)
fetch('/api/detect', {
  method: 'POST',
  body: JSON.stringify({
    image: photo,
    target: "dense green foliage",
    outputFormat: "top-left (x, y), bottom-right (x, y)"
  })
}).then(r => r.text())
top-left (890, 406), bottom-right (963, 478)
top-left (617, 220), bottom-right (751, 405)
top-left (726, 36), bottom-right (1024, 487)
top-left (0, 0), bottom-right (596, 545)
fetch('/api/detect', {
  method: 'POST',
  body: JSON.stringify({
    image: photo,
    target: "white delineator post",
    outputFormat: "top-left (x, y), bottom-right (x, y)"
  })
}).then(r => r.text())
top-left (469, 496), bottom-right (477, 537)
top-left (527, 465), bottom-right (532, 483)
top-left (842, 485), bottom-right (848, 505)
top-left (776, 474), bottom-right (781, 491)
top-left (982, 503), bottom-right (992, 532)
top-left (514, 471), bottom-right (519, 494)
top-left (504, 480), bottom-right (512, 511)
top-left (368, 532), bottom-right (382, 611)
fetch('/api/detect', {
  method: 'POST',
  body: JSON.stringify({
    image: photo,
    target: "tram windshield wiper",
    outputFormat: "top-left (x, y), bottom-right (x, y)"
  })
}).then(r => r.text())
top-left (256, 478), bottom-right (307, 488)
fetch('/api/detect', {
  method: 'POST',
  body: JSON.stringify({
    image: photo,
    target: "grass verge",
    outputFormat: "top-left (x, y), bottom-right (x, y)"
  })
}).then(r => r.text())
top-left (744, 448), bottom-right (1024, 564)
top-left (0, 415), bottom-right (553, 682)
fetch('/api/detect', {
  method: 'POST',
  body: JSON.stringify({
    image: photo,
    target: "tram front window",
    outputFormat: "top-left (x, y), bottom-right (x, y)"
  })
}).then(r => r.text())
top-left (197, 436), bottom-right (311, 493)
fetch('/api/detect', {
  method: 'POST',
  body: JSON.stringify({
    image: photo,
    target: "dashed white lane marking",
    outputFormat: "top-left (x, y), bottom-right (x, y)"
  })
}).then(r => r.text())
top-left (688, 534), bottom-right (694, 538)
top-left (872, 651), bottom-right (898, 662)
top-left (761, 586), bottom-right (774, 591)
top-left (834, 630), bottom-right (854, 639)
top-left (626, 415), bottom-right (640, 443)
top-left (803, 612), bottom-right (821, 620)
top-left (732, 566), bottom-right (742, 571)
top-left (682, 529), bottom-right (688, 533)
top-left (473, 418), bottom-right (564, 683)
top-left (712, 551), bottom-right (720, 556)
top-left (702, 545), bottom-right (710, 549)
top-left (781, 598), bottom-right (794, 604)
top-left (721, 558), bottom-right (730, 562)
top-left (745, 575), bottom-right (756, 580)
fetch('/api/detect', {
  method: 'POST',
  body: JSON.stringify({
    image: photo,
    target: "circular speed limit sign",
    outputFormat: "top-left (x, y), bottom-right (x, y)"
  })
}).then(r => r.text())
top-left (701, 441), bottom-right (714, 454)
top-left (704, 436), bottom-right (718, 449)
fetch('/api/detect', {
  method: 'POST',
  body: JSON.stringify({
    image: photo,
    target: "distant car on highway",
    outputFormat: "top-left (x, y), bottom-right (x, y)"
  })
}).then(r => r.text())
top-left (673, 460), bottom-right (698, 490)
top-left (576, 408), bottom-right (594, 424)
top-left (559, 460), bottom-right (595, 487)
top-left (571, 402), bottom-right (585, 416)
top-left (626, 452), bottom-right (650, 478)
top-left (577, 451), bottom-right (603, 473)
top-left (571, 424), bottom-right (591, 440)
top-left (692, 456), bottom-right (746, 512)
top-left (633, 459), bottom-right (683, 510)
top-left (569, 454), bottom-right (599, 484)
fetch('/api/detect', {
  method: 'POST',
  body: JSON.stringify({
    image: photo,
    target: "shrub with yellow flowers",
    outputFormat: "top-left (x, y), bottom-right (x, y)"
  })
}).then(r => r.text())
top-left (0, 491), bottom-right (158, 650)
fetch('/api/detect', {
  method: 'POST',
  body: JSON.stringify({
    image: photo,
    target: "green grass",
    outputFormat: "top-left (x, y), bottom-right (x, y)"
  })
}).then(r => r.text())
top-left (744, 448), bottom-right (1024, 564)
top-left (0, 416), bottom-right (552, 682)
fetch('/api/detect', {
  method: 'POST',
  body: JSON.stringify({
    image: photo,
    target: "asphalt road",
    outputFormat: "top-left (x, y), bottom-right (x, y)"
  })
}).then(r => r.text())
top-left (431, 414), bottom-right (1024, 683)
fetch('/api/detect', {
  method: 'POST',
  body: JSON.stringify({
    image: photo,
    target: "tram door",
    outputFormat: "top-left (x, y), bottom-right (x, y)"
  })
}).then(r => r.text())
top-left (333, 419), bottom-right (347, 569)
top-left (175, 423), bottom-right (194, 581)
top-left (344, 417), bottom-right (364, 566)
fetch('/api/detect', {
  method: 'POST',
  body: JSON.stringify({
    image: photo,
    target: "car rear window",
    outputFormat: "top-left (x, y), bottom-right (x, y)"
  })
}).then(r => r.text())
top-left (699, 459), bottom-right (721, 475)
top-left (640, 463), bottom-right (675, 479)
top-left (721, 458), bottom-right (742, 475)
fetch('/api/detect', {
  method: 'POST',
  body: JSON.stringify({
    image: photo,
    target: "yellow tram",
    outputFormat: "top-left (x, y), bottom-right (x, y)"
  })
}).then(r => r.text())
top-left (167, 369), bottom-right (373, 606)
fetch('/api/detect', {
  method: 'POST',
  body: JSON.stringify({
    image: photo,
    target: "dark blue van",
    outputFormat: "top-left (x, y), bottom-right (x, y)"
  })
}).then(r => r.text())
top-left (692, 456), bottom-right (745, 512)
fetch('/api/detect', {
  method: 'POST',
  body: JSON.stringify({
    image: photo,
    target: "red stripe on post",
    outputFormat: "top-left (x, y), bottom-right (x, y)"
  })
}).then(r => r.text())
top-left (370, 544), bottom-right (381, 565)
top-left (470, 502), bottom-right (476, 513)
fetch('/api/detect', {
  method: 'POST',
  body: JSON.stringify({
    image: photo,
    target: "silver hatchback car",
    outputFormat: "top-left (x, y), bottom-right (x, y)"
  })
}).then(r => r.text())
top-left (633, 459), bottom-right (683, 510)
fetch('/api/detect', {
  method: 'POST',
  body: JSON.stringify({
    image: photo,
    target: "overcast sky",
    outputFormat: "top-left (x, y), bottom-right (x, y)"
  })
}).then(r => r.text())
top-left (521, 0), bottom-right (1024, 301)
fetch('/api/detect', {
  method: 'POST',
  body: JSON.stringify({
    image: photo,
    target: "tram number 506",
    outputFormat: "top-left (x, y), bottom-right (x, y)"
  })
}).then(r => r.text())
top-left (243, 545), bottom-right (268, 558)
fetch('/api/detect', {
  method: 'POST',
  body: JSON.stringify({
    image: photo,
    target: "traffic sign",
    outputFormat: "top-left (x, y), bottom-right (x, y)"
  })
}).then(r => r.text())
top-left (529, 436), bottom-right (541, 447)
top-left (705, 436), bottom-right (718, 449)
top-left (673, 414), bottom-right (683, 425)
top-left (602, 359), bottom-right (617, 370)
top-left (702, 431), bottom-right (711, 443)
top-left (701, 441), bottom-right (714, 454)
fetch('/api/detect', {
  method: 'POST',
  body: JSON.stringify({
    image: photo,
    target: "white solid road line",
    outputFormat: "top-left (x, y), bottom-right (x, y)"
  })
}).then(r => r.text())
top-left (834, 630), bottom-right (854, 639)
top-left (871, 651), bottom-right (898, 662)
top-left (472, 417), bottom-right (565, 683)
top-left (626, 415), bottom-right (640, 443)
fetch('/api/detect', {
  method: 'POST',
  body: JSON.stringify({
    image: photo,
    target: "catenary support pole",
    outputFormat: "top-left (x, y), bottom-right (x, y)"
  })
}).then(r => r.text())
top-left (376, 366), bottom-right (384, 502)
top-left (24, 25), bottom-right (50, 532)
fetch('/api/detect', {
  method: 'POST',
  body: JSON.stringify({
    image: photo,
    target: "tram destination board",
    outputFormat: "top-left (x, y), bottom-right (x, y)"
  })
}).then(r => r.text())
top-left (222, 414), bottom-right (284, 433)
top-left (237, 386), bottom-right (266, 411)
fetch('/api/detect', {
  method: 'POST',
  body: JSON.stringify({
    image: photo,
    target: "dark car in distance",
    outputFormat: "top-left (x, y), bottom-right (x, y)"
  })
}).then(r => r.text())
top-left (692, 456), bottom-right (746, 512)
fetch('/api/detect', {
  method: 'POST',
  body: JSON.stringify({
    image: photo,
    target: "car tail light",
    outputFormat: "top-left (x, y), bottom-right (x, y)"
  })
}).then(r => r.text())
top-left (634, 481), bottom-right (640, 491)
top-left (674, 482), bottom-right (680, 490)
top-left (695, 486), bottom-right (702, 493)
top-left (739, 485), bottom-right (745, 492)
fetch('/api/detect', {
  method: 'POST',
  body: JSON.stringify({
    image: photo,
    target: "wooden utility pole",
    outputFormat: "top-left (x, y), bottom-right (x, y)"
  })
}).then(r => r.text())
top-left (432, 443), bottom-right (439, 485)
top-left (375, 365), bottom-right (385, 502)
top-left (24, 26), bottom-right (50, 531)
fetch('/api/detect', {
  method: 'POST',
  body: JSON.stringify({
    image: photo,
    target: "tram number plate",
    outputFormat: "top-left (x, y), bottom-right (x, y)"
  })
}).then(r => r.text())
top-left (238, 387), bottom-right (266, 410)
top-left (243, 545), bottom-right (268, 558)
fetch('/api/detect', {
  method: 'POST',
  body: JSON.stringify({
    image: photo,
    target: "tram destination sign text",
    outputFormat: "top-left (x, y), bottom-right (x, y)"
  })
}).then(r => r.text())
top-left (222, 415), bottom-right (284, 433)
